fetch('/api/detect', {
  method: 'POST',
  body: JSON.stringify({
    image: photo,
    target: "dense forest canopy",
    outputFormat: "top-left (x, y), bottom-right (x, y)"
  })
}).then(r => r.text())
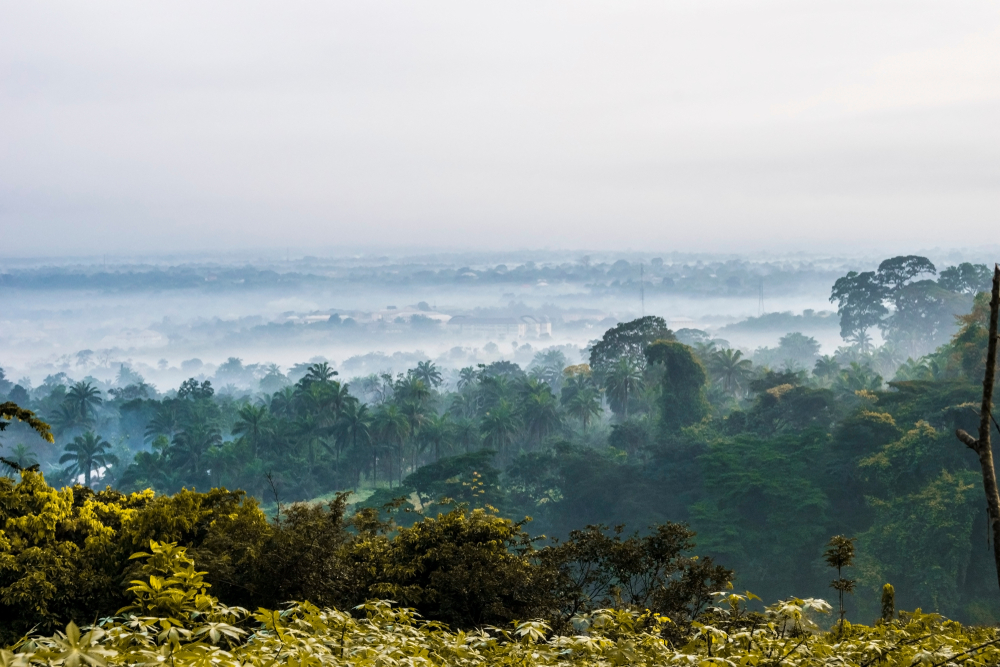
top-left (1, 255), bottom-right (999, 645)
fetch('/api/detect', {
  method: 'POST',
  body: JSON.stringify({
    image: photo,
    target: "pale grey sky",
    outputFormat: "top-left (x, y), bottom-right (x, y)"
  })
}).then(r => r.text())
top-left (2, 1), bottom-right (999, 256)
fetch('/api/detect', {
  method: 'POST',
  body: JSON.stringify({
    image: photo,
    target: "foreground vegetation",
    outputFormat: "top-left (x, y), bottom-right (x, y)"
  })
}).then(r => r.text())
top-left (7, 539), bottom-right (1000, 667)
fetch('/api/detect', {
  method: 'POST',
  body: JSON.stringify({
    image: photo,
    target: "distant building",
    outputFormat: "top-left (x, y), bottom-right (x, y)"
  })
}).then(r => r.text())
top-left (447, 315), bottom-right (551, 338)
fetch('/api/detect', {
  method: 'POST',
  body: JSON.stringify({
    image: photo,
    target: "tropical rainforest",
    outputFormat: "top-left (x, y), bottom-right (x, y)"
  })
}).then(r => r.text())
top-left (2, 254), bottom-right (1000, 666)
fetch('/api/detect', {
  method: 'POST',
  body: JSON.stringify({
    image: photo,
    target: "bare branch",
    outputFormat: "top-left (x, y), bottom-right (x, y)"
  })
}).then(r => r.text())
top-left (957, 429), bottom-right (980, 451)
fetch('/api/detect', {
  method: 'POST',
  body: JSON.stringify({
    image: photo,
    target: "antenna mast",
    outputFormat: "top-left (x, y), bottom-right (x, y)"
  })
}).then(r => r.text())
top-left (758, 277), bottom-right (765, 317)
top-left (640, 264), bottom-right (645, 317)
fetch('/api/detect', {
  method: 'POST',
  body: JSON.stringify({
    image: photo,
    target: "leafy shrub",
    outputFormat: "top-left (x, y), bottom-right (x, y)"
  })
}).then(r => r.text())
top-left (8, 543), bottom-right (1000, 667)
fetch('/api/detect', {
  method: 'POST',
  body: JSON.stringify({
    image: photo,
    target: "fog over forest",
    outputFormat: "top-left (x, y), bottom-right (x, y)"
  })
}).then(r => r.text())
top-left (6, 1), bottom-right (1000, 657)
top-left (4, 246), bottom-right (1000, 631)
top-left (2, 248), bottom-right (990, 389)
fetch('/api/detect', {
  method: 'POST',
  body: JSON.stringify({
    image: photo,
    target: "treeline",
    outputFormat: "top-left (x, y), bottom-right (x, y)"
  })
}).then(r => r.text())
top-left (0, 255), bottom-right (842, 297)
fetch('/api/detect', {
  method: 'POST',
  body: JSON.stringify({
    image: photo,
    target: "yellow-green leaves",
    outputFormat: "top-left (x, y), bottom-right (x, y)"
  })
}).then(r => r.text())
top-left (118, 541), bottom-right (215, 625)
top-left (8, 595), bottom-right (1000, 667)
top-left (35, 622), bottom-right (112, 667)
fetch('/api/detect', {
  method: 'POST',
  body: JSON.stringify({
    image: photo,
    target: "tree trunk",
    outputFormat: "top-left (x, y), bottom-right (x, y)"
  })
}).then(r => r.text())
top-left (956, 264), bottom-right (1000, 590)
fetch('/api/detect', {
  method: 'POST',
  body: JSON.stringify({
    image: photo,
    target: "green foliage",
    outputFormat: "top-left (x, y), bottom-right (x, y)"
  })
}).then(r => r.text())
top-left (830, 256), bottom-right (984, 358)
top-left (830, 270), bottom-right (887, 348)
top-left (857, 470), bottom-right (980, 619)
top-left (588, 316), bottom-right (674, 375)
top-left (59, 432), bottom-right (117, 487)
top-left (0, 402), bottom-right (54, 444)
top-left (690, 431), bottom-right (829, 597)
top-left (644, 341), bottom-right (708, 434)
top-left (8, 290), bottom-right (1000, 631)
top-left (119, 541), bottom-right (215, 624)
top-left (10, 552), bottom-right (1000, 667)
top-left (538, 522), bottom-right (730, 634)
top-left (939, 262), bottom-right (992, 295)
top-left (367, 506), bottom-right (542, 627)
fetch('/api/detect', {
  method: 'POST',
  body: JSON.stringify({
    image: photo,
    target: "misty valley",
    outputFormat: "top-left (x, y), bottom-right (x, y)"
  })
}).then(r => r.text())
top-left (2, 250), bottom-right (1000, 665)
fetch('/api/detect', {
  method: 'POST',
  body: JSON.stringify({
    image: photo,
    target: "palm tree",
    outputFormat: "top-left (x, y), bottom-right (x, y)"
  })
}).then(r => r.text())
top-left (708, 349), bottom-right (753, 396)
top-left (565, 386), bottom-right (602, 431)
top-left (143, 399), bottom-right (185, 442)
top-left (335, 400), bottom-right (371, 464)
top-left (533, 349), bottom-right (568, 371)
top-left (457, 367), bottom-right (479, 391)
top-left (411, 361), bottom-right (443, 388)
top-left (480, 374), bottom-right (514, 411)
top-left (870, 345), bottom-right (903, 380)
top-left (171, 423), bottom-right (223, 478)
top-left (395, 376), bottom-right (432, 406)
top-left (452, 417), bottom-right (481, 453)
top-left (50, 403), bottom-right (85, 437)
top-left (529, 350), bottom-right (567, 390)
top-left (521, 382), bottom-right (562, 444)
top-left (259, 364), bottom-right (289, 394)
top-left (6, 443), bottom-right (38, 470)
top-left (849, 329), bottom-right (874, 354)
top-left (59, 431), bottom-right (117, 487)
top-left (693, 341), bottom-right (719, 363)
top-left (268, 386), bottom-right (298, 419)
top-left (64, 381), bottom-right (103, 426)
top-left (232, 403), bottom-right (271, 458)
top-left (419, 413), bottom-right (455, 461)
top-left (372, 404), bottom-right (410, 487)
top-left (480, 399), bottom-right (522, 462)
top-left (304, 362), bottom-right (338, 384)
top-left (813, 355), bottom-right (841, 381)
top-left (834, 362), bottom-right (883, 393)
top-left (449, 392), bottom-right (479, 420)
top-left (604, 357), bottom-right (644, 419)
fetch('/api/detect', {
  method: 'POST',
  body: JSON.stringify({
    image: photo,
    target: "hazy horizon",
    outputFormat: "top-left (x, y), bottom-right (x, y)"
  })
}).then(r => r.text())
top-left (3, 1), bottom-right (999, 256)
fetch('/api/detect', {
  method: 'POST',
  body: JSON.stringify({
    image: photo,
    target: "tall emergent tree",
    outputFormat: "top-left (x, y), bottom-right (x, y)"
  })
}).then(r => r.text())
top-left (955, 264), bottom-right (1000, 590)
top-left (589, 316), bottom-right (674, 376)
top-left (829, 271), bottom-right (887, 351)
top-left (644, 340), bottom-right (708, 434)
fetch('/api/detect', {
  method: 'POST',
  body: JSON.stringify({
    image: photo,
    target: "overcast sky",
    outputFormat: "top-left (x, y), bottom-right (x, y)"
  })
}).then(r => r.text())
top-left (2, 1), bottom-right (999, 257)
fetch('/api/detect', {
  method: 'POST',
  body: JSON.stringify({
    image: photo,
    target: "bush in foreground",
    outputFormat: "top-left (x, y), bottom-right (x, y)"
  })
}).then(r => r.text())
top-left (6, 541), bottom-right (1000, 667)
top-left (0, 471), bottom-right (728, 643)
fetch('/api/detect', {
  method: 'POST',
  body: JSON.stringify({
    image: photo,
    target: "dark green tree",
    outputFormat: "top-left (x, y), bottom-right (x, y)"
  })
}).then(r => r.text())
top-left (604, 357), bottom-right (644, 418)
top-left (880, 583), bottom-right (895, 623)
top-left (589, 316), bottom-right (675, 375)
top-left (645, 341), bottom-right (709, 434)
top-left (707, 349), bottom-right (752, 396)
top-left (830, 271), bottom-right (887, 350)
top-left (876, 255), bottom-right (936, 292)
top-left (59, 431), bottom-right (118, 487)
top-left (481, 399), bottom-right (522, 461)
top-left (63, 381), bottom-right (103, 427)
top-left (939, 262), bottom-right (991, 295)
top-left (521, 381), bottom-right (562, 444)
top-left (410, 360), bottom-right (443, 388)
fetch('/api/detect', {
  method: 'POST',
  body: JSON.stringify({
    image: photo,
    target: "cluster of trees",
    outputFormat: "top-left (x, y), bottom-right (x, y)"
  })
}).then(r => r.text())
top-left (830, 256), bottom-right (989, 357)
top-left (6, 288), bottom-right (1000, 623)
top-left (0, 469), bottom-right (728, 644)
